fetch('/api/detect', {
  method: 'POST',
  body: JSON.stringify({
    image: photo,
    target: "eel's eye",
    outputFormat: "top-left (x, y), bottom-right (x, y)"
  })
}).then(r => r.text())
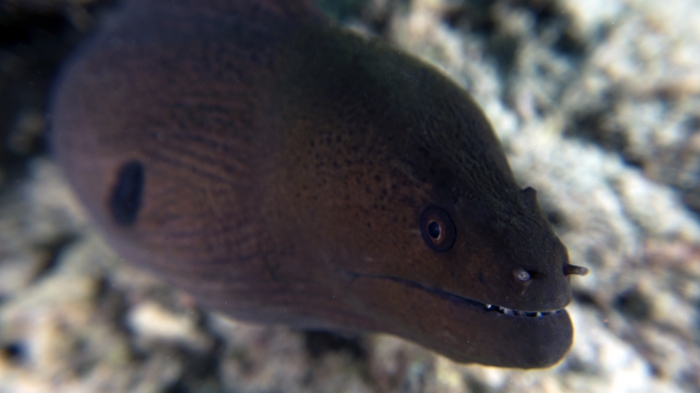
top-left (420, 207), bottom-right (456, 252)
top-left (513, 267), bottom-right (531, 281)
top-left (110, 160), bottom-right (144, 226)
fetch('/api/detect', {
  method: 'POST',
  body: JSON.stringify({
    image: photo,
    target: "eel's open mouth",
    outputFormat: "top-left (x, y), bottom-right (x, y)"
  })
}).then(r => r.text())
top-left (485, 304), bottom-right (561, 317)
top-left (345, 270), bottom-right (564, 318)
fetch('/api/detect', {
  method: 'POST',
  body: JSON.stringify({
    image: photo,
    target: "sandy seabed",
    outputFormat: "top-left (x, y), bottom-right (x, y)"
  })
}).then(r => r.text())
top-left (1, 0), bottom-right (699, 392)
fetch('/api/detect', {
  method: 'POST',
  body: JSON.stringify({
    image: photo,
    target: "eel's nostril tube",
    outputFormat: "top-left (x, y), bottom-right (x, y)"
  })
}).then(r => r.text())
top-left (563, 264), bottom-right (589, 276)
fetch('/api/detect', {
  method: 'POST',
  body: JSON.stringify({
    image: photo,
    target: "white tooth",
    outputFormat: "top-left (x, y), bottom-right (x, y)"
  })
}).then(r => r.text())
top-left (536, 312), bottom-right (542, 318)
top-left (503, 308), bottom-right (514, 315)
top-left (485, 304), bottom-right (492, 310)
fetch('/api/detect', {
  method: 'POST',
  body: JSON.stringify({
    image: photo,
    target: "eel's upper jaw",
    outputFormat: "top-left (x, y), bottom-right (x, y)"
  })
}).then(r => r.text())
top-left (344, 271), bottom-right (574, 368)
top-left (347, 271), bottom-right (567, 317)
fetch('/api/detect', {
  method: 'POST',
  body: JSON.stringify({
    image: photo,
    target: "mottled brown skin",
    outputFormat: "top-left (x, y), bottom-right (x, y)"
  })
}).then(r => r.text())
top-left (51, 0), bottom-right (586, 368)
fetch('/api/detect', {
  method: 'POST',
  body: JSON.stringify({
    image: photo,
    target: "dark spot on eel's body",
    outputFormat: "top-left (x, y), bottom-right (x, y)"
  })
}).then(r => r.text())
top-left (109, 161), bottom-right (144, 226)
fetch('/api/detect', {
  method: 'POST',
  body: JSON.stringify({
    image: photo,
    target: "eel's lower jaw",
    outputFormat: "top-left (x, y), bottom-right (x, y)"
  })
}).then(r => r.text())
top-left (342, 270), bottom-right (573, 368)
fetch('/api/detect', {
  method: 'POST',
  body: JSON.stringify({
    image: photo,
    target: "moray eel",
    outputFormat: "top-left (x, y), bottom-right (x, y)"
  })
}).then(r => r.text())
top-left (50, 0), bottom-right (588, 368)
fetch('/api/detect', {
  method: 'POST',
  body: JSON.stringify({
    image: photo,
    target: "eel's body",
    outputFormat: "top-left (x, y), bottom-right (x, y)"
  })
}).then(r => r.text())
top-left (51, 0), bottom-right (586, 368)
